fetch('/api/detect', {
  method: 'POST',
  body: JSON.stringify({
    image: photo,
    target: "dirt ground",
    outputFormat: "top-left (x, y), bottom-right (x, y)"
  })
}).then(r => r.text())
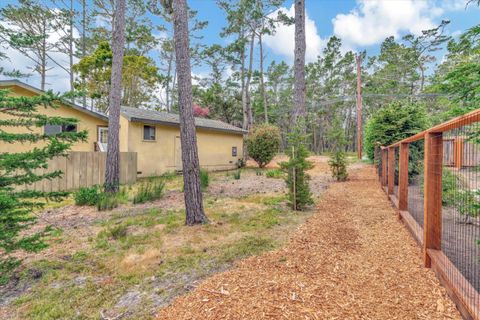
top-left (156, 164), bottom-right (462, 320)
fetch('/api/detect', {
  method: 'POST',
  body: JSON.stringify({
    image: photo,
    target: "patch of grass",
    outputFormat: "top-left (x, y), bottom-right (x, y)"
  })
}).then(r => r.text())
top-left (200, 169), bottom-right (210, 190)
top-left (219, 236), bottom-right (275, 263)
top-left (133, 178), bottom-right (165, 204)
top-left (243, 208), bottom-right (281, 231)
top-left (265, 169), bottom-right (283, 179)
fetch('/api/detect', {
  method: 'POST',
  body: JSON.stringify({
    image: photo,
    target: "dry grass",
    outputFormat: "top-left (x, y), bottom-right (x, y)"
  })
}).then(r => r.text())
top-left (156, 165), bottom-right (462, 320)
top-left (1, 157), bottom-right (329, 320)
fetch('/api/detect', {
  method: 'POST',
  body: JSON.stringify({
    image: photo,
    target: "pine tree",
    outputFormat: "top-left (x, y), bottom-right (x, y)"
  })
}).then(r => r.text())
top-left (0, 89), bottom-right (86, 282)
top-left (280, 121), bottom-right (313, 211)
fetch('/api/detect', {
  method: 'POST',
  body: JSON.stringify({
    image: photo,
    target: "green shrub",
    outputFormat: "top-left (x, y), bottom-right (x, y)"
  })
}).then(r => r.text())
top-left (266, 169), bottom-right (283, 179)
top-left (233, 171), bottom-right (241, 180)
top-left (133, 179), bottom-right (165, 204)
top-left (246, 124), bottom-right (281, 168)
top-left (364, 101), bottom-right (429, 162)
top-left (74, 186), bottom-right (100, 206)
top-left (200, 169), bottom-right (209, 190)
top-left (96, 193), bottom-right (120, 211)
top-left (280, 123), bottom-right (313, 210)
top-left (328, 151), bottom-right (348, 181)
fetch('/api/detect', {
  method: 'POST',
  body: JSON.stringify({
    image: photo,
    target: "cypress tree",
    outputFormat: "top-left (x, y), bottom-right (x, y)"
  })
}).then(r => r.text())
top-left (0, 89), bottom-right (86, 282)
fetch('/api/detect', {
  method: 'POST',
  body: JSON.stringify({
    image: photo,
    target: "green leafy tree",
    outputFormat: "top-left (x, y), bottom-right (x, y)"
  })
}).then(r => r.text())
top-left (73, 41), bottom-right (160, 111)
top-left (246, 124), bottom-right (281, 168)
top-left (280, 123), bottom-right (313, 210)
top-left (0, 90), bottom-right (87, 282)
top-left (429, 25), bottom-right (480, 118)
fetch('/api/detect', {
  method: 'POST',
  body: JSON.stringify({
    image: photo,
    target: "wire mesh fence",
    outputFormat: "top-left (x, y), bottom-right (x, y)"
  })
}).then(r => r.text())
top-left (441, 122), bottom-right (480, 303)
top-left (407, 140), bottom-right (425, 228)
top-left (376, 109), bottom-right (480, 319)
top-left (394, 146), bottom-right (399, 199)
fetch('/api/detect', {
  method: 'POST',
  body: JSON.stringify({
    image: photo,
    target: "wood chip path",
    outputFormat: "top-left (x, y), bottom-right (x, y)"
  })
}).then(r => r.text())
top-left (157, 164), bottom-right (461, 319)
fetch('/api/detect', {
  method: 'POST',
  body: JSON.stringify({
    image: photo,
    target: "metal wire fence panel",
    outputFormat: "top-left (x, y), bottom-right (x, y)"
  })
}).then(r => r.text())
top-left (407, 140), bottom-right (425, 228)
top-left (442, 123), bottom-right (480, 306)
top-left (394, 146), bottom-right (399, 199)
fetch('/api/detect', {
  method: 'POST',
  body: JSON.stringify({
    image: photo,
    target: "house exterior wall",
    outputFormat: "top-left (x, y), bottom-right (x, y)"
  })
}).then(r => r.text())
top-left (125, 121), bottom-right (243, 177)
top-left (0, 85), bottom-right (107, 152)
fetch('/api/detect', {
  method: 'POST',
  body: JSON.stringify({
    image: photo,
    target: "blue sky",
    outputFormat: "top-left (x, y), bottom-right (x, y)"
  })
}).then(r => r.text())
top-left (0, 0), bottom-right (479, 92)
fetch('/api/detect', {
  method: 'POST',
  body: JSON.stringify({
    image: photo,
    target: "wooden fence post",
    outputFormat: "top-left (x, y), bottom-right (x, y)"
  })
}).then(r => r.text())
top-left (381, 149), bottom-right (388, 187)
top-left (388, 147), bottom-right (395, 195)
top-left (454, 137), bottom-right (464, 169)
top-left (423, 132), bottom-right (443, 268)
top-left (398, 143), bottom-right (409, 211)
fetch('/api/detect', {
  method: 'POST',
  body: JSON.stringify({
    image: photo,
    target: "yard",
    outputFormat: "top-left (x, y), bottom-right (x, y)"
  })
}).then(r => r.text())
top-left (0, 156), bottom-right (331, 320)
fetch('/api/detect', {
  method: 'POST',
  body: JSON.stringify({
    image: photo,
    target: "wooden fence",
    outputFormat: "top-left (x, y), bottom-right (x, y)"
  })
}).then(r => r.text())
top-left (24, 152), bottom-right (137, 192)
top-left (378, 108), bottom-right (480, 320)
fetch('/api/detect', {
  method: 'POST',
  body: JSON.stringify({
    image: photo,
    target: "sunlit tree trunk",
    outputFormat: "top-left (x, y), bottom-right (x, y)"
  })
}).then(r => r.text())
top-left (172, 0), bottom-right (207, 225)
top-left (292, 0), bottom-right (306, 123)
top-left (105, 0), bottom-right (126, 193)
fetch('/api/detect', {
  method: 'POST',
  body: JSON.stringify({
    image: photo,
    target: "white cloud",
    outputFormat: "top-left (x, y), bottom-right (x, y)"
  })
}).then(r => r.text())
top-left (263, 4), bottom-right (326, 63)
top-left (332, 0), bottom-right (443, 49)
top-left (0, 16), bottom-right (79, 93)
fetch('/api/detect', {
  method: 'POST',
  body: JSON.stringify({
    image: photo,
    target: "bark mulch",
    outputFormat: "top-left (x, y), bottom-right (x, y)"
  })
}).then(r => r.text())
top-left (156, 164), bottom-right (462, 319)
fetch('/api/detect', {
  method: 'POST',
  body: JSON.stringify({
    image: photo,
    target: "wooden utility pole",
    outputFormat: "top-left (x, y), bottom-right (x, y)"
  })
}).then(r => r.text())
top-left (356, 53), bottom-right (363, 159)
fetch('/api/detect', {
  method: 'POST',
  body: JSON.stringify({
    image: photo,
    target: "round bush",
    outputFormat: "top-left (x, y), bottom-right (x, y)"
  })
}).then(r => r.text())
top-left (246, 124), bottom-right (281, 168)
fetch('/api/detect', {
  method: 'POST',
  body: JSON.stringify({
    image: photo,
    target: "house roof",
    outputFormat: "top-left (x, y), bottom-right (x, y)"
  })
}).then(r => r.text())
top-left (0, 79), bottom-right (246, 135)
top-left (0, 79), bottom-right (108, 121)
top-left (120, 106), bottom-right (247, 134)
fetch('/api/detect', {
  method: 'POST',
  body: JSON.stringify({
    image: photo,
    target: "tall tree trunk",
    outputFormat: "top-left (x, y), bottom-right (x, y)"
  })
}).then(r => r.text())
top-left (259, 32), bottom-right (268, 123)
top-left (244, 32), bottom-right (255, 130)
top-left (291, 0), bottom-right (306, 123)
top-left (81, 0), bottom-right (87, 108)
top-left (104, 0), bottom-right (126, 193)
top-left (240, 28), bottom-right (248, 161)
top-left (172, 0), bottom-right (207, 225)
top-left (68, 0), bottom-right (74, 97)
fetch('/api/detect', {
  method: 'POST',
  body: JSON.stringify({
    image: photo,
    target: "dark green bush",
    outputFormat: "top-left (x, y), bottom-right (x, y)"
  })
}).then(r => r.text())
top-left (364, 101), bottom-right (429, 161)
top-left (74, 186), bottom-right (100, 206)
top-left (200, 170), bottom-right (209, 190)
top-left (328, 151), bottom-right (348, 181)
top-left (246, 124), bottom-right (281, 168)
top-left (133, 179), bottom-right (165, 204)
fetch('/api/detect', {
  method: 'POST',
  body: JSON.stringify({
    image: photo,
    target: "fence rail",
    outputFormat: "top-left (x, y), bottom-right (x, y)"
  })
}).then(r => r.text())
top-left (22, 151), bottom-right (137, 192)
top-left (377, 108), bottom-right (480, 320)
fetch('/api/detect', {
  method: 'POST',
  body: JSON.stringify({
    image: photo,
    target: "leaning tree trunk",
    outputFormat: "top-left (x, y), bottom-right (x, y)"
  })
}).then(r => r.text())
top-left (244, 32), bottom-right (255, 131)
top-left (173, 0), bottom-right (207, 225)
top-left (104, 0), bottom-right (126, 193)
top-left (291, 0), bottom-right (306, 124)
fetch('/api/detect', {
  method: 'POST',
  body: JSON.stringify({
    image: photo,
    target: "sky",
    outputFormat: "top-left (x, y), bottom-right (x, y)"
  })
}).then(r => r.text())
top-left (0, 0), bottom-right (479, 93)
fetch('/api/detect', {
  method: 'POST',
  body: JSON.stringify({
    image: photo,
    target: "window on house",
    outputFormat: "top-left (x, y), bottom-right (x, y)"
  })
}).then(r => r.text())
top-left (143, 125), bottom-right (156, 141)
top-left (232, 146), bottom-right (237, 157)
top-left (44, 124), bottom-right (77, 136)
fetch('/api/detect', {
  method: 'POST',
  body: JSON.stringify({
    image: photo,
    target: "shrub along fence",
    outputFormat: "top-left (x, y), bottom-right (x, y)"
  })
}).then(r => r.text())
top-left (376, 109), bottom-right (480, 320)
top-left (22, 151), bottom-right (137, 192)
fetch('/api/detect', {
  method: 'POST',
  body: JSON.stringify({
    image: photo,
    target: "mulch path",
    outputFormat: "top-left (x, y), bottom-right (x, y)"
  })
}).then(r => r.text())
top-left (156, 164), bottom-right (461, 319)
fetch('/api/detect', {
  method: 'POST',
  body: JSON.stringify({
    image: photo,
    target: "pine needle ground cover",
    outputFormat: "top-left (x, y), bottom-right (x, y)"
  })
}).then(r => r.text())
top-left (0, 157), bottom-right (330, 320)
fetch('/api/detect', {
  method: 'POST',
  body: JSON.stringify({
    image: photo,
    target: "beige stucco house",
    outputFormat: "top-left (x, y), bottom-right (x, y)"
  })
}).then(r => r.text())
top-left (0, 80), bottom-right (245, 178)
